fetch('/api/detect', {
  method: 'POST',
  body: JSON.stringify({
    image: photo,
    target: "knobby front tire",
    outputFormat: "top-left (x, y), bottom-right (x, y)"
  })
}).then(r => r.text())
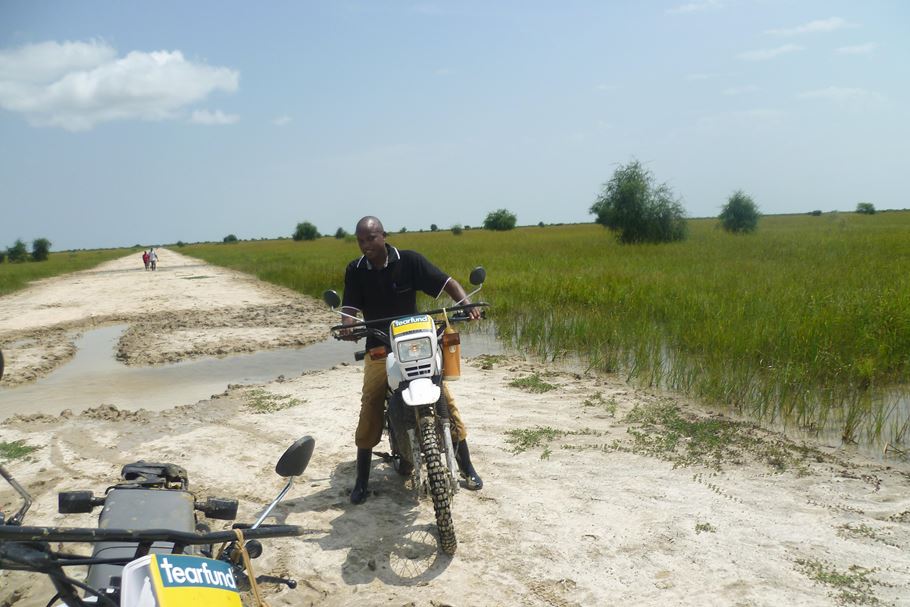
top-left (419, 416), bottom-right (457, 555)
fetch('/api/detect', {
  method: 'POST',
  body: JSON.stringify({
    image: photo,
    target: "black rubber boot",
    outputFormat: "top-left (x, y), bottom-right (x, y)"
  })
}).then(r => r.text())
top-left (350, 448), bottom-right (372, 504)
top-left (455, 440), bottom-right (483, 490)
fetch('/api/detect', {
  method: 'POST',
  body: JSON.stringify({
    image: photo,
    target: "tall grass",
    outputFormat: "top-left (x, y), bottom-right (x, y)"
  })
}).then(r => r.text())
top-left (186, 212), bottom-right (910, 446)
top-left (0, 248), bottom-right (137, 296)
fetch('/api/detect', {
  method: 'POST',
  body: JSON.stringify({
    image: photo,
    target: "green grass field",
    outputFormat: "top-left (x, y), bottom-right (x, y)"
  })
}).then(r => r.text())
top-left (0, 248), bottom-right (137, 296)
top-left (185, 212), bottom-right (910, 447)
top-left (2, 212), bottom-right (906, 447)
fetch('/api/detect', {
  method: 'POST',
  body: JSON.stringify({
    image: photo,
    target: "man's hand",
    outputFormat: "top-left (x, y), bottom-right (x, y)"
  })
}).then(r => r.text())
top-left (339, 314), bottom-right (360, 341)
top-left (465, 302), bottom-right (482, 320)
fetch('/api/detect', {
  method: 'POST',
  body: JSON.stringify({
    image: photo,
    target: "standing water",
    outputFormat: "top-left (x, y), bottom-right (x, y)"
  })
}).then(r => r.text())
top-left (0, 324), bottom-right (504, 420)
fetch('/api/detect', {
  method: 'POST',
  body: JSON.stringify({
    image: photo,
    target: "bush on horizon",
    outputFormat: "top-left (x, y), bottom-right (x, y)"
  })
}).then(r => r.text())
top-left (484, 208), bottom-right (517, 231)
top-left (6, 239), bottom-right (28, 263)
top-left (31, 238), bottom-right (52, 261)
top-left (293, 221), bottom-right (320, 241)
top-left (223, 234), bottom-right (239, 243)
top-left (589, 159), bottom-right (687, 244)
top-left (334, 227), bottom-right (347, 239)
top-left (856, 202), bottom-right (876, 215)
top-left (719, 191), bottom-right (760, 234)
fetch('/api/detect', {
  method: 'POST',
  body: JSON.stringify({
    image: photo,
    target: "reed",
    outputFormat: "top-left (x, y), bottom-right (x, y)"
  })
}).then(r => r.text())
top-left (183, 211), bottom-right (910, 447)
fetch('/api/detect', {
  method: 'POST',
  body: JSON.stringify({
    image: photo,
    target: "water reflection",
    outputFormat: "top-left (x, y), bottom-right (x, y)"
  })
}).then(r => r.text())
top-left (0, 324), bottom-right (504, 419)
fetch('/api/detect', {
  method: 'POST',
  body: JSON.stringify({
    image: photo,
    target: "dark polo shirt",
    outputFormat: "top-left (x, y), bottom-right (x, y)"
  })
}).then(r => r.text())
top-left (342, 244), bottom-right (450, 349)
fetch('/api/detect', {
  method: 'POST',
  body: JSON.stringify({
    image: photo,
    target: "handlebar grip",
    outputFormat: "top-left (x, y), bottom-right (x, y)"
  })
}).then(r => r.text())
top-left (354, 351), bottom-right (366, 362)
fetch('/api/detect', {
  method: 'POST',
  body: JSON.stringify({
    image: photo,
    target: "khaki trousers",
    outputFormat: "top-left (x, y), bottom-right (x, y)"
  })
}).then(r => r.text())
top-left (355, 353), bottom-right (467, 449)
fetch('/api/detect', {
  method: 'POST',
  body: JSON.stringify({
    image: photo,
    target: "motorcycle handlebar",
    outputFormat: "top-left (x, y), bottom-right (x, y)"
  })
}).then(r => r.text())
top-left (0, 523), bottom-right (303, 544)
top-left (330, 302), bottom-right (488, 334)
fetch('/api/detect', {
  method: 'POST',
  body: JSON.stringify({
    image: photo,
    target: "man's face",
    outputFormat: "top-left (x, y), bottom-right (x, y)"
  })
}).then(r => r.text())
top-left (356, 225), bottom-right (386, 264)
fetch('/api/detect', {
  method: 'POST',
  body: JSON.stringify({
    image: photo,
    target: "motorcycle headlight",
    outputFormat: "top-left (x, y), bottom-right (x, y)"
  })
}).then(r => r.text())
top-left (398, 337), bottom-right (432, 362)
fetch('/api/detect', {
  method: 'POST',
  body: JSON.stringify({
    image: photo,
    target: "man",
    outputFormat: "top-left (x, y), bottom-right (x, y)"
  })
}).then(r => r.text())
top-left (340, 216), bottom-right (483, 504)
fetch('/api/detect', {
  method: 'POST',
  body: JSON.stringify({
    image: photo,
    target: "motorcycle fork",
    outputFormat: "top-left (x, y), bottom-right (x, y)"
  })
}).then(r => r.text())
top-left (407, 420), bottom-right (424, 497)
top-left (441, 420), bottom-right (459, 493)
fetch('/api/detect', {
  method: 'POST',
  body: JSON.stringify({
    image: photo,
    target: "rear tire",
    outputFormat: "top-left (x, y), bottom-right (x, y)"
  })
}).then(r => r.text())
top-left (419, 416), bottom-right (457, 555)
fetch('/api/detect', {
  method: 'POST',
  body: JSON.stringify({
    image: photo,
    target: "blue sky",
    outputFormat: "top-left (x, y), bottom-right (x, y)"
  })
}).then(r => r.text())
top-left (1, 1), bottom-right (907, 250)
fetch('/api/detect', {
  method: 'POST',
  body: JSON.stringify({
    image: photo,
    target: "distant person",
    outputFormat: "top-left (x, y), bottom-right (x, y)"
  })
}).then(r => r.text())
top-left (142, 250), bottom-right (150, 270)
top-left (148, 248), bottom-right (158, 271)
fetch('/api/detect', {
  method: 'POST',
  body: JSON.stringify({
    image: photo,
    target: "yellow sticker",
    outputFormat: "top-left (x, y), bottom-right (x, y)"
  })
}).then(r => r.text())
top-left (150, 554), bottom-right (242, 607)
top-left (390, 314), bottom-right (434, 337)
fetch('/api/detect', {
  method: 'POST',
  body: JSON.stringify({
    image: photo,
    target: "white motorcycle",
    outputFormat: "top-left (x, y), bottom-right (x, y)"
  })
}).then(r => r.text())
top-left (323, 267), bottom-right (487, 555)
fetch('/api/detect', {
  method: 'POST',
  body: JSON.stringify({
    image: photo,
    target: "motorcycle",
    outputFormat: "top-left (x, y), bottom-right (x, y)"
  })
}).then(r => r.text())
top-left (0, 347), bottom-right (315, 607)
top-left (322, 266), bottom-right (488, 555)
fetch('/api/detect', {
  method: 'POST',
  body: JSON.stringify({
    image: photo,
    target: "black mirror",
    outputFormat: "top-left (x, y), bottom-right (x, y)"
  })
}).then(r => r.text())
top-left (323, 290), bottom-right (341, 309)
top-left (469, 266), bottom-right (486, 286)
top-left (0, 350), bottom-right (4, 381)
top-left (275, 436), bottom-right (315, 478)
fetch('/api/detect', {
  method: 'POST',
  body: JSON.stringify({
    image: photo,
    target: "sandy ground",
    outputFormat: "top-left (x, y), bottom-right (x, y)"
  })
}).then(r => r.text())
top-left (1, 250), bottom-right (909, 607)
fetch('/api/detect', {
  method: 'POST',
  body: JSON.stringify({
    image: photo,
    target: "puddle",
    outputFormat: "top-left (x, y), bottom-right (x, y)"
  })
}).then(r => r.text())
top-left (0, 324), bottom-right (505, 420)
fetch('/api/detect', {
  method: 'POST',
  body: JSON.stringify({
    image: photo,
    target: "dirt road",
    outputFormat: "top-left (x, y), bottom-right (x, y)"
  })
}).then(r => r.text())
top-left (1, 250), bottom-right (908, 606)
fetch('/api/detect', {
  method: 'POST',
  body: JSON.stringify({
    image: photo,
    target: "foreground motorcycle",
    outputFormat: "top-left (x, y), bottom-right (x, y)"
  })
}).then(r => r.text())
top-left (0, 355), bottom-right (314, 607)
top-left (323, 266), bottom-right (488, 555)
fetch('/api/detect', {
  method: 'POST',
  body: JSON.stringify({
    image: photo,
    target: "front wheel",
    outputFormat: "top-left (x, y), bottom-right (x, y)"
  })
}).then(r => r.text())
top-left (419, 415), bottom-right (457, 555)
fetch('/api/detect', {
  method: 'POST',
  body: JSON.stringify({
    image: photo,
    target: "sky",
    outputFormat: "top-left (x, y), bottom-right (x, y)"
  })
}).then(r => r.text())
top-left (1, 1), bottom-right (907, 251)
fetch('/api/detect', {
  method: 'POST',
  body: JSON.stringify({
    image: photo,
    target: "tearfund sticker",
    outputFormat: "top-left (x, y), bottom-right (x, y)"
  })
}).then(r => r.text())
top-left (124, 554), bottom-right (242, 607)
top-left (390, 314), bottom-right (434, 337)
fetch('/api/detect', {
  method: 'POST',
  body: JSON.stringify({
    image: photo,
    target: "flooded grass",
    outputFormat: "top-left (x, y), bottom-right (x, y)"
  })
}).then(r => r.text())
top-left (182, 212), bottom-right (910, 448)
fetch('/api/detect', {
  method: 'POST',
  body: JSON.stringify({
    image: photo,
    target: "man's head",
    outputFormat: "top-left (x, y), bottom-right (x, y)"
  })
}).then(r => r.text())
top-left (355, 216), bottom-right (388, 267)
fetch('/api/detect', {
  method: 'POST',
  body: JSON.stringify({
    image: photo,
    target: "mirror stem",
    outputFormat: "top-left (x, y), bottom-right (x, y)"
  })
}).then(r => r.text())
top-left (453, 284), bottom-right (483, 306)
top-left (251, 476), bottom-right (294, 530)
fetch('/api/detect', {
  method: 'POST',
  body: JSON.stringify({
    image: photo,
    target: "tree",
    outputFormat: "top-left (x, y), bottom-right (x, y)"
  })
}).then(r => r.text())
top-left (334, 227), bottom-right (347, 239)
top-left (7, 239), bottom-right (28, 262)
top-left (483, 208), bottom-right (517, 231)
top-left (293, 221), bottom-right (320, 241)
top-left (223, 234), bottom-right (238, 243)
top-left (719, 190), bottom-right (760, 233)
top-left (430, 223), bottom-right (438, 232)
top-left (538, 221), bottom-right (545, 227)
top-left (0, 251), bottom-right (6, 263)
top-left (589, 159), bottom-right (687, 244)
top-left (451, 224), bottom-right (463, 235)
top-left (31, 238), bottom-right (52, 261)
top-left (856, 202), bottom-right (876, 215)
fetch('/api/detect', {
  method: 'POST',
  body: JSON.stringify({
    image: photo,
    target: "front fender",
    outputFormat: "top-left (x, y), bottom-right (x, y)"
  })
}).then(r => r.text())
top-left (401, 378), bottom-right (441, 406)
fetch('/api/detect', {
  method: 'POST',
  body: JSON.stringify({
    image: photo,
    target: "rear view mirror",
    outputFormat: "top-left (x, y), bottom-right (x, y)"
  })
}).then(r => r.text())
top-left (469, 267), bottom-right (486, 286)
top-left (323, 290), bottom-right (341, 309)
top-left (0, 350), bottom-right (4, 381)
top-left (275, 436), bottom-right (316, 478)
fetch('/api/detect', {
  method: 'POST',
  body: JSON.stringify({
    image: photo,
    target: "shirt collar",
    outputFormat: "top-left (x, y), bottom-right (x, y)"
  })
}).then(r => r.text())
top-left (357, 244), bottom-right (400, 270)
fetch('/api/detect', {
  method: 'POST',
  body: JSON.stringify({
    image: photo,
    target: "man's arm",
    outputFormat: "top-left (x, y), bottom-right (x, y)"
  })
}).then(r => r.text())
top-left (443, 279), bottom-right (481, 320)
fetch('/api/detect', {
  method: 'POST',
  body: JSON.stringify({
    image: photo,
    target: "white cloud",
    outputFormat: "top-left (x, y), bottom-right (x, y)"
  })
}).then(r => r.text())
top-left (272, 115), bottom-right (291, 126)
top-left (190, 109), bottom-right (238, 125)
top-left (836, 43), bottom-right (877, 55)
top-left (723, 85), bottom-right (759, 96)
top-left (737, 44), bottom-right (803, 61)
top-left (0, 39), bottom-right (239, 131)
top-left (765, 17), bottom-right (855, 36)
top-left (666, 0), bottom-right (723, 15)
top-left (797, 86), bottom-right (886, 108)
